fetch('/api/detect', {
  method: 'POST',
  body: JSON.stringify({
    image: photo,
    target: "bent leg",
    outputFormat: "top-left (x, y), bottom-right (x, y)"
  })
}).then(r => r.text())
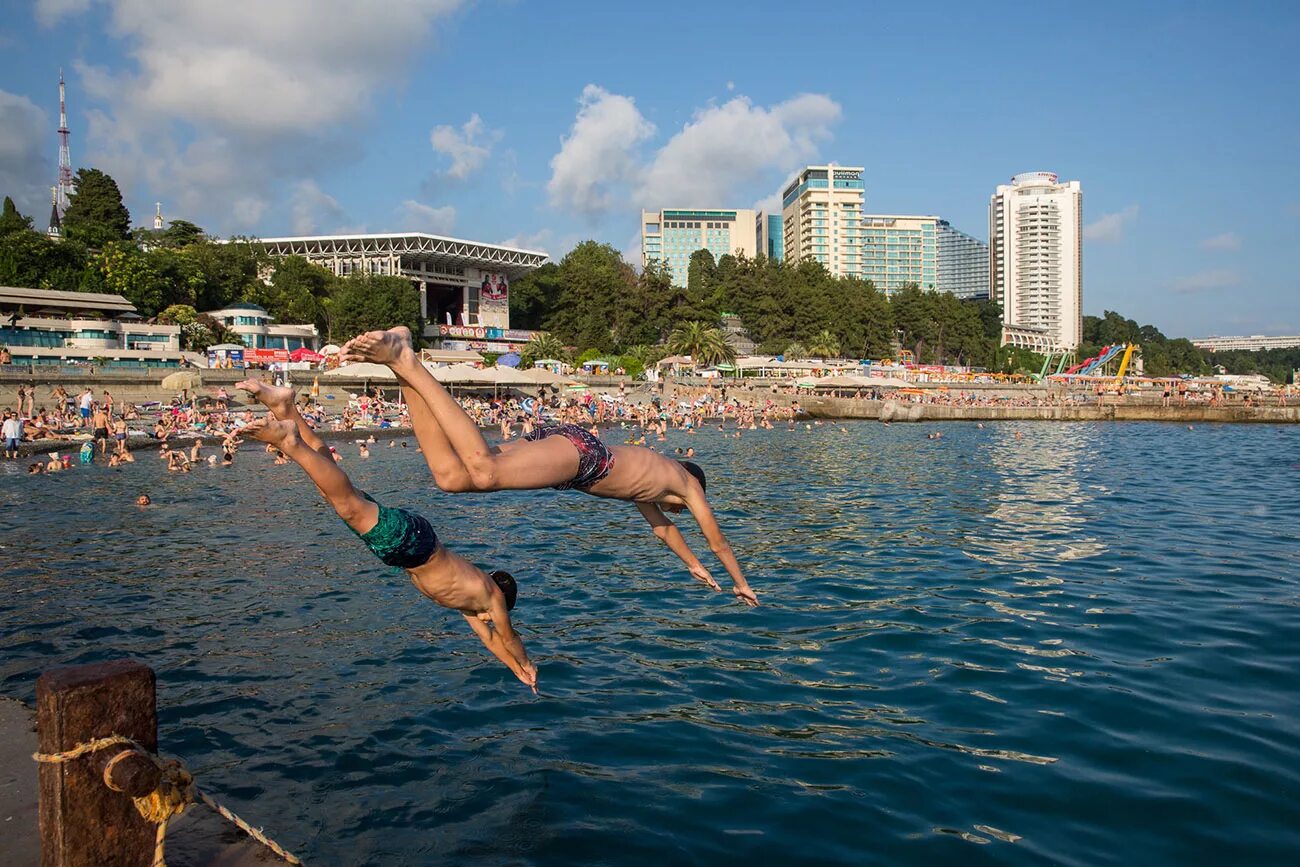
top-left (397, 382), bottom-right (476, 492)
top-left (346, 329), bottom-right (577, 490)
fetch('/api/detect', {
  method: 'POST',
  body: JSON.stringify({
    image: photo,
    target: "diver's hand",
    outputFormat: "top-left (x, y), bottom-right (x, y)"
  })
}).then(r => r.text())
top-left (688, 564), bottom-right (722, 591)
top-left (732, 583), bottom-right (759, 607)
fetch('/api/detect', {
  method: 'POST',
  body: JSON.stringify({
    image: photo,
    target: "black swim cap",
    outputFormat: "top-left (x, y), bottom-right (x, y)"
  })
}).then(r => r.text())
top-left (679, 460), bottom-right (706, 493)
top-left (490, 570), bottom-right (518, 611)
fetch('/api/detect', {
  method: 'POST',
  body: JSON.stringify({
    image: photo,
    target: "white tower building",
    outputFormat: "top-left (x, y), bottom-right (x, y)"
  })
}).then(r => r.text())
top-left (989, 172), bottom-right (1082, 351)
top-left (779, 165), bottom-right (865, 278)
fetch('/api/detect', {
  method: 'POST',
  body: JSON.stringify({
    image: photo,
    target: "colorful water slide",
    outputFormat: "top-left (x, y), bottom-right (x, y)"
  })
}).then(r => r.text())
top-left (1079, 344), bottom-right (1126, 375)
top-left (1064, 344), bottom-right (1126, 376)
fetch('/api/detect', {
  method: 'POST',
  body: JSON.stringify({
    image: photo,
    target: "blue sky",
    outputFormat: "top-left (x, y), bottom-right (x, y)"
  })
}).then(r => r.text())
top-left (1, 0), bottom-right (1297, 337)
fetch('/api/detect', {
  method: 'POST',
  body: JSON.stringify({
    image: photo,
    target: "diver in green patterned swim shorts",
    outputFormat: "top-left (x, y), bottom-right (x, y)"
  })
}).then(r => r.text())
top-left (238, 409), bottom-right (538, 694)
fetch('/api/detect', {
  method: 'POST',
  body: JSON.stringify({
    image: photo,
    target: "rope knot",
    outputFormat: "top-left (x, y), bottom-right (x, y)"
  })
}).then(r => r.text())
top-left (132, 758), bottom-right (194, 824)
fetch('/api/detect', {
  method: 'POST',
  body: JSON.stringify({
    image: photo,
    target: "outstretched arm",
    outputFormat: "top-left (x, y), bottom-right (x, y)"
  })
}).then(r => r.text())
top-left (635, 502), bottom-right (721, 592)
top-left (683, 492), bottom-right (758, 606)
top-left (462, 603), bottom-right (538, 693)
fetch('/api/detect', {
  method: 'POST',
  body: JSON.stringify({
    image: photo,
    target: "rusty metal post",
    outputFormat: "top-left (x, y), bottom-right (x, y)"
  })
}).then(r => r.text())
top-left (37, 660), bottom-right (158, 867)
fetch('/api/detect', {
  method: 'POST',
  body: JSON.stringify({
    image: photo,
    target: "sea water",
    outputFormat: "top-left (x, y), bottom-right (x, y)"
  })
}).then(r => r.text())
top-left (1, 422), bottom-right (1297, 865)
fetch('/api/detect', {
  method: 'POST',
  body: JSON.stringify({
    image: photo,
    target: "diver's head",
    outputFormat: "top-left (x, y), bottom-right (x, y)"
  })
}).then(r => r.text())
top-left (489, 570), bottom-right (518, 611)
top-left (679, 460), bottom-right (706, 493)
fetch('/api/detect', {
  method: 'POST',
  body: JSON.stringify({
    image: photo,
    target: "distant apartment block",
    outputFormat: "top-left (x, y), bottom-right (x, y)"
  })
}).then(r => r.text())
top-left (641, 208), bottom-right (758, 285)
top-left (990, 171), bottom-right (1083, 351)
top-left (936, 220), bottom-right (990, 300)
top-left (780, 165), bottom-right (865, 278)
top-left (1191, 335), bottom-right (1300, 352)
top-left (859, 214), bottom-right (937, 294)
top-left (756, 212), bottom-right (784, 261)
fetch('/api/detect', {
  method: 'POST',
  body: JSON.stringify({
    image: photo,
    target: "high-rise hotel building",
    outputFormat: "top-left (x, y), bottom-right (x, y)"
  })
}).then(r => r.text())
top-left (641, 208), bottom-right (758, 285)
top-left (936, 220), bottom-right (990, 300)
top-left (859, 214), bottom-right (937, 294)
top-left (780, 166), bottom-right (865, 277)
top-left (989, 172), bottom-right (1082, 351)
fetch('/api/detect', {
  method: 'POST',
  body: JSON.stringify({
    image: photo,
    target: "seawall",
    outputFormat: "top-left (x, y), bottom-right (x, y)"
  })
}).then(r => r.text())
top-left (802, 397), bottom-right (1300, 424)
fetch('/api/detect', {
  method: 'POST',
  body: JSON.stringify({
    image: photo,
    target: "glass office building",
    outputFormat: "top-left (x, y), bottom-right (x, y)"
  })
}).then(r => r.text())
top-left (641, 208), bottom-right (758, 285)
top-left (859, 214), bottom-right (937, 294)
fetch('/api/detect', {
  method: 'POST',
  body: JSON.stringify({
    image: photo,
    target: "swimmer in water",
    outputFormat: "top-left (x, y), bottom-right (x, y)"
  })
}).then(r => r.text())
top-left (237, 411), bottom-right (538, 693)
top-left (338, 327), bottom-right (758, 606)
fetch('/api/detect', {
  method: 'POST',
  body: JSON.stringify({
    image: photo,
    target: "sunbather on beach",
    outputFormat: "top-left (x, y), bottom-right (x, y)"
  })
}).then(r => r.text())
top-left (237, 380), bottom-right (537, 691)
top-left (340, 326), bottom-right (758, 606)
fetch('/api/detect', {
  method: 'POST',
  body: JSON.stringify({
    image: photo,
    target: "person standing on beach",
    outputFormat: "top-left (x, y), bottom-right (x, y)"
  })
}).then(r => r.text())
top-left (2, 411), bottom-right (21, 459)
top-left (76, 387), bottom-right (94, 429)
top-left (340, 327), bottom-right (759, 606)
top-left (91, 405), bottom-right (111, 455)
top-left (235, 382), bottom-right (538, 691)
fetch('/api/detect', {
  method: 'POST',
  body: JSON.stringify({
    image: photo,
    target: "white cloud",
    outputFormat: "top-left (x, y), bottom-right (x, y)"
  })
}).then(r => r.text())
top-left (546, 85), bottom-right (842, 218)
top-left (726, 81), bottom-right (735, 92)
top-left (38, 1), bottom-right (464, 234)
top-left (290, 180), bottom-right (347, 235)
top-left (1083, 204), bottom-right (1139, 243)
top-left (498, 228), bottom-right (552, 252)
top-left (751, 192), bottom-right (783, 215)
top-left (430, 114), bottom-right (499, 181)
top-left (0, 89), bottom-right (50, 218)
top-left (397, 200), bottom-right (456, 234)
top-left (1169, 268), bottom-right (1241, 294)
top-left (1200, 232), bottom-right (1241, 251)
top-left (638, 94), bottom-right (840, 209)
top-left (547, 85), bottom-right (656, 216)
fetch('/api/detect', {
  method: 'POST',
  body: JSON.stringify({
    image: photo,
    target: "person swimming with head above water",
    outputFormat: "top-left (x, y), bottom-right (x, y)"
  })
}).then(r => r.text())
top-left (235, 380), bottom-right (537, 692)
top-left (338, 326), bottom-right (758, 606)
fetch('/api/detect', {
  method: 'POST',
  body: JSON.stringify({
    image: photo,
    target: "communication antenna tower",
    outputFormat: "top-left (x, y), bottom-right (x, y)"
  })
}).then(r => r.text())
top-left (56, 70), bottom-right (74, 215)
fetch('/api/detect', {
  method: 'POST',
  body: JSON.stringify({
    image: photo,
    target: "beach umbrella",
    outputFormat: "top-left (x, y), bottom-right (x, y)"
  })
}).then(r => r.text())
top-left (161, 370), bottom-right (203, 390)
top-left (496, 352), bottom-right (522, 368)
top-left (320, 344), bottom-right (342, 355)
top-left (320, 362), bottom-right (396, 379)
top-left (290, 347), bottom-right (324, 363)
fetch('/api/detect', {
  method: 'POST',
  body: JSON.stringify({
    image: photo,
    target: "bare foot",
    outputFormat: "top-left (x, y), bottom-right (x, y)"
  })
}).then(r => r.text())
top-left (236, 379), bottom-right (297, 419)
top-left (341, 326), bottom-right (413, 366)
top-left (240, 417), bottom-right (298, 448)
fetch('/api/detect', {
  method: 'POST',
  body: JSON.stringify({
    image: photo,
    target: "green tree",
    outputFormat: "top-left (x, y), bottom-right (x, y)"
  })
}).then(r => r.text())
top-left (545, 241), bottom-right (634, 353)
top-left (520, 331), bottom-right (568, 367)
top-left (265, 255), bottom-right (334, 328)
top-left (666, 321), bottom-right (735, 367)
top-left (329, 275), bottom-right (421, 343)
top-left (161, 219), bottom-right (206, 248)
top-left (508, 262), bottom-right (562, 331)
top-left (147, 247), bottom-right (205, 309)
top-left (0, 229), bottom-right (88, 290)
top-left (61, 168), bottom-right (131, 248)
top-left (96, 241), bottom-right (166, 316)
top-left (807, 329), bottom-right (841, 358)
top-left (0, 197), bottom-right (34, 236)
top-left (180, 239), bottom-right (267, 312)
top-left (783, 340), bottom-right (808, 360)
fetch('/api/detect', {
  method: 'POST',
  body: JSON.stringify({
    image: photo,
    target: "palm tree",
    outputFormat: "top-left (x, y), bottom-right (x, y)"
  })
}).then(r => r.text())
top-left (783, 340), bottom-right (808, 360)
top-left (521, 332), bottom-right (566, 367)
top-left (807, 329), bottom-right (841, 359)
top-left (666, 321), bottom-right (736, 367)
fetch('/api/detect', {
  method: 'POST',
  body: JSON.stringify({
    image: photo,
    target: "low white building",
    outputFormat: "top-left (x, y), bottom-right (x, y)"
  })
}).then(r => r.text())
top-left (200, 303), bottom-right (319, 352)
top-left (0, 286), bottom-right (186, 367)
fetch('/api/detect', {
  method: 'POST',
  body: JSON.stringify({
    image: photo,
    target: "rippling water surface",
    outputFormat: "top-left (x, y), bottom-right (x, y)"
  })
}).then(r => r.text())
top-left (2, 422), bottom-right (1298, 864)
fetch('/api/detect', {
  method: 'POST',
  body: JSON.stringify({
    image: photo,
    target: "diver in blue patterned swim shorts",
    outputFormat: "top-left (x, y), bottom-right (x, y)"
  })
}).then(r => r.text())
top-left (340, 327), bottom-right (758, 607)
top-left (238, 408), bottom-right (538, 693)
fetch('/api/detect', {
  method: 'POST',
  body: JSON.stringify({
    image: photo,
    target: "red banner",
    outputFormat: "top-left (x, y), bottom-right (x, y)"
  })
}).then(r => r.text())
top-left (243, 348), bottom-right (291, 363)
